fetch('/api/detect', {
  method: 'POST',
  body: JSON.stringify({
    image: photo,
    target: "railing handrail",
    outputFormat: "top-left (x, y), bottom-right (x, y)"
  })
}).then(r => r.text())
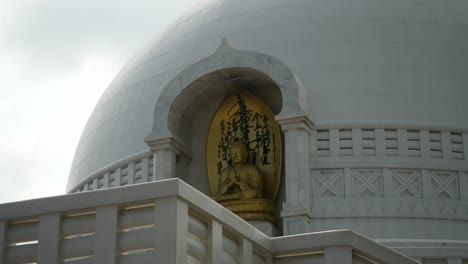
top-left (0, 178), bottom-right (421, 264)
top-left (0, 178), bottom-right (271, 251)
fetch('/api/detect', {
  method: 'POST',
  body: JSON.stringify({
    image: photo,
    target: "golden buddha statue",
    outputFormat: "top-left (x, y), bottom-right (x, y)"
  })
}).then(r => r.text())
top-left (215, 141), bottom-right (263, 201)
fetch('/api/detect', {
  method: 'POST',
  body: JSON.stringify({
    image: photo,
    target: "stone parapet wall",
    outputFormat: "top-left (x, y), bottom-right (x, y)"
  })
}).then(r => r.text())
top-left (0, 179), bottom-right (418, 264)
top-left (71, 151), bottom-right (154, 193)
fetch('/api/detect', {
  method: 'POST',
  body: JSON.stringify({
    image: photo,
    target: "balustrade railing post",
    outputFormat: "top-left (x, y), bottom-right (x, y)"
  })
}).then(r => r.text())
top-left (239, 238), bottom-right (252, 264)
top-left (127, 162), bottom-right (135, 184)
top-left (154, 197), bottom-right (188, 263)
top-left (398, 129), bottom-right (409, 157)
top-left (441, 131), bottom-right (452, 160)
top-left (95, 205), bottom-right (118, 264)
top-left (37, 213), bottom-right (61, 264)
top-left (209, 220), bottom-right (222, 264)
top-left (352, 128), bottom-right (363, 156)
top-left (0, 221), bottom-right (5, 264)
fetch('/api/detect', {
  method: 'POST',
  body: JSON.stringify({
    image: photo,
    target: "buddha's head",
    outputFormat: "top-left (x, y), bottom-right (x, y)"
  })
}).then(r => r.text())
top-left (229, 141), bottom-right (248, 165)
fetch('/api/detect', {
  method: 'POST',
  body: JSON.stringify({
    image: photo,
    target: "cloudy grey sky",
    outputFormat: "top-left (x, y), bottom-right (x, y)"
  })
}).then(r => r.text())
top-left (0, 0), bottom-right (199, 203)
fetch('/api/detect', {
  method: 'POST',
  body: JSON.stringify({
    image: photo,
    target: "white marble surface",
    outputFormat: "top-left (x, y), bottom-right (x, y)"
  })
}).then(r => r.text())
top-left (0, 179), bottom-right (420, 264)
top-left (68, 0), bottom-right (468, 191)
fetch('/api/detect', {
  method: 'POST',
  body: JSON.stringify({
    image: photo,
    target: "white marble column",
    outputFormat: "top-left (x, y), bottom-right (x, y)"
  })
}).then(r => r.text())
top-left (154, 197), bottom-right (188, 263)
top-left (95, 205), bottom-right (118, 264)
top-left (37, 213), bottom-right (61, 264)
top-left (209, 220), bottom-right (223, 264)
top-left (145, 135), bottom-right (188, 180)
top-left (240, 238), bottom-right (253, 264)
top-left (277, 114), bottom-right (313, 235)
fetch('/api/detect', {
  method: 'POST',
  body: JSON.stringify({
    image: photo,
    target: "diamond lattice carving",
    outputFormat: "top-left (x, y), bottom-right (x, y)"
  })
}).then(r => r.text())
top-left (312, 169), bottom-right (344, 197)
top-left (351, 169), bottom-right (383, 197)
top-left (390, 169), bottom-right (422, 198)
top-left (429, 170), bottom-right (459, 199)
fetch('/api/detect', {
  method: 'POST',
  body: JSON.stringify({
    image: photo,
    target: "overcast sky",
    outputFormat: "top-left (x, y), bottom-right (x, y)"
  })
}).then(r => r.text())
top-left (0, 0), bottom-right (200, 204)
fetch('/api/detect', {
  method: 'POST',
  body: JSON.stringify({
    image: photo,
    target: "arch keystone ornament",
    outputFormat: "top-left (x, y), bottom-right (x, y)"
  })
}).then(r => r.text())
top-left (207, 89), bottom-right (282, 222)
top-left (149, 38), bottom-right (309, 139)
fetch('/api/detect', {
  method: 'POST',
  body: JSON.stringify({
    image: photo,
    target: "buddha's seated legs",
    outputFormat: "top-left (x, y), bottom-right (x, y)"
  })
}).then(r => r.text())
top-left (241, 190), bottom-right (257, 199)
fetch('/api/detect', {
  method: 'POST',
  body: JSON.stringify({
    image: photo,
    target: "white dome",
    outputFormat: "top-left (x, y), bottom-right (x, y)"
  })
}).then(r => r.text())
top-left (67, 0), bottom-right (468, 245)
top-left (69, 0), bottom-right (468, 191)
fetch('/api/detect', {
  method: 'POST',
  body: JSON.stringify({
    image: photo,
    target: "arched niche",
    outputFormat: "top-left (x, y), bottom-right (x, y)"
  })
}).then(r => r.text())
top-left (171, 67), bottom-right (285, 194)
top-left (145, 39), bottom-right (311, 196)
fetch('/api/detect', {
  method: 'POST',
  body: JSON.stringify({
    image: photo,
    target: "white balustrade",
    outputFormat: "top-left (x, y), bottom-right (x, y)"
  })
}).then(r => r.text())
top-left (0, 179), bottom-right (420, 264)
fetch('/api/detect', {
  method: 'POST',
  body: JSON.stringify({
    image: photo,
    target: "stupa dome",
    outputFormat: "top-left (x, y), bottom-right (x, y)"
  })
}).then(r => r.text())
top-left (67, 0), bottom-right (468, 245)
top-left (69, 0), bottom-right (468, 192)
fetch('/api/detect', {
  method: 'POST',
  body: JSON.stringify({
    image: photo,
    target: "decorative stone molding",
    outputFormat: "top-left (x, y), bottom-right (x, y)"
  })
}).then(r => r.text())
top-left (145, 135), bottom-right (191, 180)
top-left (150, 38), bottom-right (310, 139)
top-left (311, 168), bottom-right (467, 201)
top-left (310, 168), bottom-right (468, 221)
top-left (144, 134), bottom-right (191, 161)
top-left (276, 113), bottom-right (314, 133)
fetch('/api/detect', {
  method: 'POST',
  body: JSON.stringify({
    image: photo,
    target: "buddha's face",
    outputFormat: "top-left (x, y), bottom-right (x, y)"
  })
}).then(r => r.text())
top-left (230, 146), bottom-right (247, 165)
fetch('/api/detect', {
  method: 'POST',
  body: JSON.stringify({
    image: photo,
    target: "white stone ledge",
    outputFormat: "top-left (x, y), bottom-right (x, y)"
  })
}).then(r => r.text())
top-left (310, 157), bottom-right (468, 172)
top-left (271, 230), bottom-right (418, 264)
top-left (393, 247), bottom-right (468, 259)
top-left (310, 198), bottom-right (468, 220)
top-left (376, 239), bottom-right (468, 248)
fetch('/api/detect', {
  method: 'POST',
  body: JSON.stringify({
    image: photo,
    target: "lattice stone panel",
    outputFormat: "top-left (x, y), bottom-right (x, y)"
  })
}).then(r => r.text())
top-left (362, 129), bottom-right (376, 156)
top-left (134, 160), bottom-right (144, 184)
top-left (316, 130), bottom-right (330, 157)
top-left (429, 170), bottom-right (460, 199)
top-left (5, 219), bottom-right (40, 264)
top-left (390, 169), bottom-right (422, 198)
top-left (187, 214), bottom-right (208, 264)
top-left (451, 132), bottom-right (464, 160)
top-left (384, 129), bottom-right (398, 156)
top-left (429, 131), bottom-right (443, 158)
top-left (312, 169), bottom-right (345, 197)
top-left (223, 232), bottom-right (240, 263)
top-left (351, 169), bottom-right (383, 197)
top-left (121, 166), bottom-right (129, 186)
top-left (407, 130), bottom-right (421, 157)
top-left (61, 211), bottom-right (96, 263)
top-left (148, 157), bottom-right (154, 181)
top-left (339, 129), bottom-right (353, 156)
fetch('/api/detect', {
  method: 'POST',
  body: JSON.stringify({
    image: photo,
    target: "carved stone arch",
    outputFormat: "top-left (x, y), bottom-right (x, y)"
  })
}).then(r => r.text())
top-left (145, 39), bottom-right (313, 213)
top-left (145, 40), bottom-right (314, 232)
top-left (148, 38), bottom-right (310, 140)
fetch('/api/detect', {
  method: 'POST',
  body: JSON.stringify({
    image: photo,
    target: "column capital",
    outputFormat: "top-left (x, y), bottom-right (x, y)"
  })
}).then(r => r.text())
top-left (276, 113), bottom-right (314, 133)
top-left (144, 134), bottom-right (191, 160)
